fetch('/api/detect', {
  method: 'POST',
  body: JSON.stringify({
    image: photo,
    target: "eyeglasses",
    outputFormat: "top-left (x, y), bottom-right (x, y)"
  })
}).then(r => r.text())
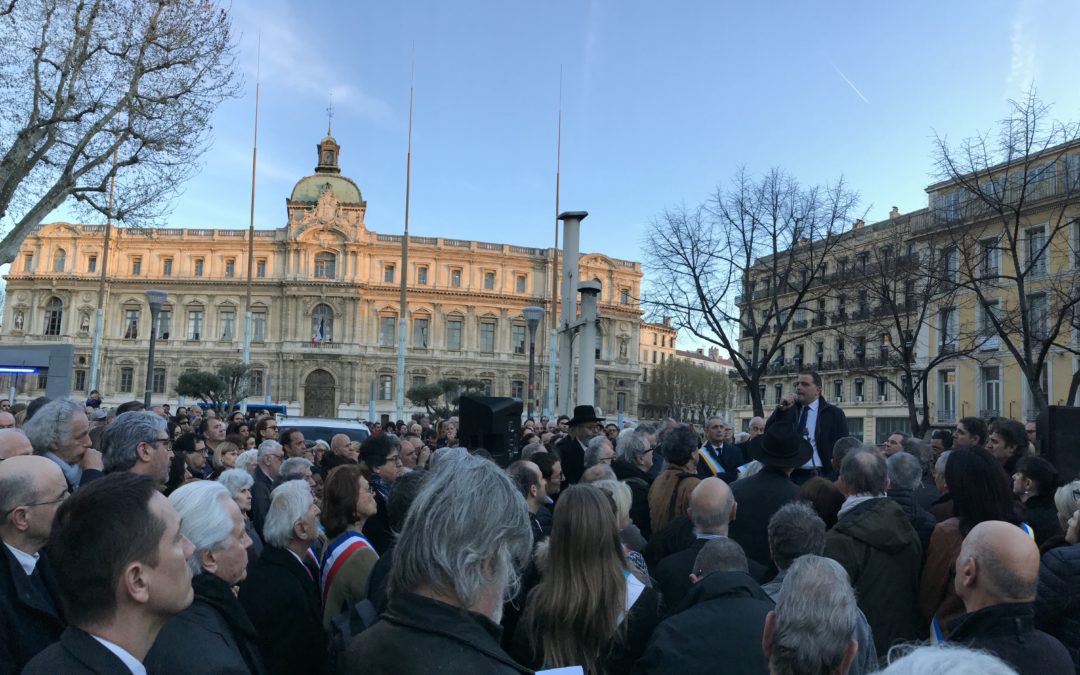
top-left (2, 488), bottom-right (69, 518)
top-left (152, 437), bottom-right (173, 449)
top-left (386, 454), bottom-right (402, 465)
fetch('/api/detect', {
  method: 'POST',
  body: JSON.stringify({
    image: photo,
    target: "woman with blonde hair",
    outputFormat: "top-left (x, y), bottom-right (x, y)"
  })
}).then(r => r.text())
top-left (211, 440), bottom-right (241, 479)
top-left (594, 479), bottom-right (650, 579)
top-left (514, 484), bottom-right (660, 674)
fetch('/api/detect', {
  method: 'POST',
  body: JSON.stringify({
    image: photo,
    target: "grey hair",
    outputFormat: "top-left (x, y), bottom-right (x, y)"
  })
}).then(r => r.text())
top-left (520, 442), bottom-right (546, 461)
top-left (734, 432), bottom-right (750, 444)
top-left (840, 447), bottom-right (887, 495)
top-left (257, 440), bottom-right (282, 459)
top-left (593, 479), bottom-right (632, 525)
top-left (768, 502), bottom-right (826, 570)
top-left (886, 452), bottom-right (923, 491)
top-left (616, 429), bottom-right (648, 464)
top-left (770, 555), bottom-right (858, 675)
top-left (234, 450), bottom-right (259, 473)
top-left (24, 399), bottom-right (85, 457)
top-left (882, 643), bottom-right (1018, 675)
top-left (169, 481), bottom-right (235, 576)
top-left (390, 452), bottom-right (531, 609)
top-left (262, 480), bottom-right (313, 548)
top-left (430, 446), bottom-right (468, 469)
top-left (583, 435), bottom-right (611, 467)
top-left (580, 464), bottom-right (617, 483)
top-left (934, 450), bottom-right (953, 477)
top-left (634, 423), bottom-right (657, 437)
top-left (102, 411), bottom-right (167, 473)
top-left (279, 457), bottom-right (313, 481)
top-left (0, 473), bottom-right (36, 520)
top-left (693, 537), bottom-right (748, 575)
top-left (831, 436), bottom-right (863, 468)
top-left (217, 468), bottom-right (254, 498)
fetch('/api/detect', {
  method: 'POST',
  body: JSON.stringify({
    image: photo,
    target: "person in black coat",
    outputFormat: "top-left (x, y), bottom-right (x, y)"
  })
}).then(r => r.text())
top-left (249, 444), bottom-right (281, 538)
top-left (1035, 526), bottom-right (1080, 671)
top-left (145, 481), bottom-right (266, 674)
top-left (886, 451), bottom-right (937, 562)
top-left (238, 481), bottom-right (327, 675)
top-left (728, 422), bottom-right (809, 571)
top-left (695, 417), bottom-right (745, 484)
top-left (554, 405), bottom-right (604, 485)
top-left (636, 540), bottom-right (774, 675)
top-left (0, 456), bottom-right (68, 673)
top-left (1012, 456), bottom-right (1062, 548)
top-left (765, 371), bottom-right (848, 481)
top-left (951, 521), bottom-right (1073, 675)
top-left (22, 625), bottom-right (135, 674)
top-left (611, 432), bottom-right (655, 539)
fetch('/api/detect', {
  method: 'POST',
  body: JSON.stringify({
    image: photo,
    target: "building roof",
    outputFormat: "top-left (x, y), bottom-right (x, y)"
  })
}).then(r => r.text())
top-left (289, 174), bottom-right (362, 204)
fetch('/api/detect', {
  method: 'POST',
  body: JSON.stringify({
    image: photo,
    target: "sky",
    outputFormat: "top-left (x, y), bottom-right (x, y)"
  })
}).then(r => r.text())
top-left (46, 0), bottom-right (1080, 265)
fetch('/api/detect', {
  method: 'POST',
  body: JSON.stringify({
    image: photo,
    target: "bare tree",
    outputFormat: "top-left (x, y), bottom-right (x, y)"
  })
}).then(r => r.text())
top-left (932, 88), bottom-right (1080, 422)
top-left (0, 0), bottom-right (239, 263)
top-left (643, 168), bottom-right (859, 417)
top-left (829, 216), bottom-right (989, 436)
top-left (640, 358), bottom-right (735, 424)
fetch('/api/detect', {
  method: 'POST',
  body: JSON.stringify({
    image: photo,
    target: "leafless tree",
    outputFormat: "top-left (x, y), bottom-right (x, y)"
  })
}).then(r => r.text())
top-left (643, 168), bottom-right (859, 417)
top-left (829, 217), bottom-right (989, 436)
top-left (0, 0), bottom-right (239, 264)
top-left (932, 88), bottom-right (1080, 421)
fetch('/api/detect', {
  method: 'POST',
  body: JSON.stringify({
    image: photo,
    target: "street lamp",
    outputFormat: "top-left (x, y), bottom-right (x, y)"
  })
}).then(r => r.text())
top-left (523, 306), bottom-right (545, 421)
top-left (144, 289), bottom-right (167, 409)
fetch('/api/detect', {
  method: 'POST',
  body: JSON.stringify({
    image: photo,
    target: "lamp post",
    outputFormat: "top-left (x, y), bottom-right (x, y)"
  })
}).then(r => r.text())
top-left (523, 306), bottom-right (545, 421)
top-left (144, 290), bottom-right (167, 409)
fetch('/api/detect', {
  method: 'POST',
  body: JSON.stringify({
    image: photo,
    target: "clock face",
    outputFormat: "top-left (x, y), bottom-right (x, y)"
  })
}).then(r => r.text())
top-left (323, 151), bottom-right (333, 163)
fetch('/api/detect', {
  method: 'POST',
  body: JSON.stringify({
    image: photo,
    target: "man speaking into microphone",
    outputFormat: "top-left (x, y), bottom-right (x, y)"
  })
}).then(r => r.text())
top-left (765, 370), bottom-right (849, 484)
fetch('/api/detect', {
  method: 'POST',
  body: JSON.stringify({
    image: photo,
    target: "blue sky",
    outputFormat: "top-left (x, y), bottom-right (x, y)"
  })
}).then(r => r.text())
top-left (60, 0), bottom-right (1080, 263)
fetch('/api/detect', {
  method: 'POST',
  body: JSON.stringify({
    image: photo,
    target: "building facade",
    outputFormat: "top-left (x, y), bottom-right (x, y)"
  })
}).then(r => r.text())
top-left (0, 133), bottom-right (645, 419)
top-left (733, 141), bottom-right (1080, 442)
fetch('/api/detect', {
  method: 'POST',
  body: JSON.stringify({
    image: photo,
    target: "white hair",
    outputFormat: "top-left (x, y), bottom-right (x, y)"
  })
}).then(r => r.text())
top-left (262, 479), bottom-right (313, 548)
top-left (257, 440), bottom-right (282, 459)
top-left (593, 479), bottom-right (632, 526)
top-left (234, 449), bottom-right (259, 473)
top-left (882, 644), bottom-right (1018, 675)
top-left (168, 481), bottom-right (235, 576)
top-left (217, 468), bottom-right (254, 498)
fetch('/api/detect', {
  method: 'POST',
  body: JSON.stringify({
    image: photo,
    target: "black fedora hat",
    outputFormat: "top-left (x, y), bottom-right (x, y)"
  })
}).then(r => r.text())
top-left (568, 405), bottom-right (604, 427)
top-left (747, 420), bottom-right (813, 468)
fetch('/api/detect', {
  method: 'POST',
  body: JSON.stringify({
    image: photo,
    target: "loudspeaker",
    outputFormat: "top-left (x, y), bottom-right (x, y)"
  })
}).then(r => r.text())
top-left (459, 395), bottom-right (523, 465)
top-left (1041, 406), bottom-right (1080, 481)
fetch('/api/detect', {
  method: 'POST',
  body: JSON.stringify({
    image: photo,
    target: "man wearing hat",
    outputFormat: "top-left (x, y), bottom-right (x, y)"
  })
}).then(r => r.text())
top-left (766, 370), bottom-right (849, 483)
top-left (554, 405), bottom-right (603, 486)
top-left (728, 420), bottom-right (810, 571)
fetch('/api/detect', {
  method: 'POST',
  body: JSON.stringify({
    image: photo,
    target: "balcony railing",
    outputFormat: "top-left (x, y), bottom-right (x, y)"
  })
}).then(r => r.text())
top-left (979, 408), bottom-right (1001, 418)
top-left (936, 409), bottom-right (956, 422)
top-left (1024, 408), bottom-right (1041, 421)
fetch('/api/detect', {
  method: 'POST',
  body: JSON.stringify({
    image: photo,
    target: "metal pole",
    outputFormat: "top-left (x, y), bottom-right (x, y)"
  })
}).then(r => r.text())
top-left (546, 68), bottom-right (562, 418)
top-left (241, 36), bottom-right (262, 415)
top-left (144, 307), bottom-right (160, 409)
top-left (88, 146), bottom-right (120, 393)
top-left (577, 280), bottom-right (601, 406)
top-left (396, 69), bottom-right (414, 423)
top-left (527, 336), bottom-right (536, 419)
top-left (557, 211), bottom-right (587, 414)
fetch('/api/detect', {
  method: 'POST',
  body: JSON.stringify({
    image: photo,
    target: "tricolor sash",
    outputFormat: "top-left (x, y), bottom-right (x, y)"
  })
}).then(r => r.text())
top-left (697, 446), bottom-right (723, 476)
top-left (320, 530), bottom-right (377, 605)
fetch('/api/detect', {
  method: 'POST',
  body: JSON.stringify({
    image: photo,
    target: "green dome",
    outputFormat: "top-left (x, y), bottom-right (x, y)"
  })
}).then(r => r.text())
top-left (289, 174), bottom-right (362, 204)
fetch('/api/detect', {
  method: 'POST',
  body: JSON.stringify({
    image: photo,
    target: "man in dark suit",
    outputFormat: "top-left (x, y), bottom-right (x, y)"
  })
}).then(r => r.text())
top-left (654, 476), bottom-right (765, 611)
top-left (696, 417), bottom-right (746, 483)
top-left (239, 480), bottom-right (328, 675)
top-left (766, 370), bottom-right (849, 483)
top-left (554, 405), bottom-right (604, 485)
top-left (728, 421), bottom-right (810, 571)
top-left (250, 440), bottom-right (284, 538)
top-left (0, 456), bottom-right (68, 672)
top-left (23, 472), bottom-right (195, 674)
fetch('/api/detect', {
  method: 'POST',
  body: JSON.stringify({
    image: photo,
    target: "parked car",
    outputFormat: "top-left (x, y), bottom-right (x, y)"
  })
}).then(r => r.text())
top-left (278, 417), bottom-right (371, 444)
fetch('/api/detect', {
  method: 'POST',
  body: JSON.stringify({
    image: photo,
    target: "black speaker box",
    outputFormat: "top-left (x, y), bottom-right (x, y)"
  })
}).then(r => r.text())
top-left (459, 395), bottom-right (523, 465)
top-left (1041, 405), bottom-right (1080, 482)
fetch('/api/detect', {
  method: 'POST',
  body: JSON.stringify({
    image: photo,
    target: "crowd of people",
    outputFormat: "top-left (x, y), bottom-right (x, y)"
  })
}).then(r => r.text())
top-left (0, 370), bottom-right (1078, 674)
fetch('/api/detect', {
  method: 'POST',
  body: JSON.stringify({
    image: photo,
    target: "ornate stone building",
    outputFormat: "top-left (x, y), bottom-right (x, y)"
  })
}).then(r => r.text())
top-left (0, 133), bottom-right (645, 419)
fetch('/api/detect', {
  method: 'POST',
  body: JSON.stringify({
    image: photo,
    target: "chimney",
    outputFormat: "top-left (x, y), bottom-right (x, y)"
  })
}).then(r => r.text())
top-left (662, 316), bottom-right (671, 327)
top-left (889, 206), bottom-right (900, 219)
top-left (708, 346), bottom-right (719, 360)
top-left (696, 347), bottom-right (704, 355)
top-left (851, 219), bottom-right (865, 230)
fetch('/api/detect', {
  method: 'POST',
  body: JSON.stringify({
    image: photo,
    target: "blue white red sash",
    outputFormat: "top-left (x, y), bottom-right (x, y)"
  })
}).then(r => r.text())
top-left (319, 530), bottom-right (376, 605)
top-left (697, 446), bottom-right (722, 476)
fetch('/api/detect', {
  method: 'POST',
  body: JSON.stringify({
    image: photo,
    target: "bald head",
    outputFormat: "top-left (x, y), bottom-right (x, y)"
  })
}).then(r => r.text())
top-left (955, 521), bottom-right (1039, 612)
top-left (0, 428), bottom-right (33, 461)
top-left (689, 476), bottom-right (736, 535)
top-left (0, 455), bottom-right (68, 551)
top-left (330, 434), bottom-right (351, 455)
top-left (0, 411), bottom-right (15, 429)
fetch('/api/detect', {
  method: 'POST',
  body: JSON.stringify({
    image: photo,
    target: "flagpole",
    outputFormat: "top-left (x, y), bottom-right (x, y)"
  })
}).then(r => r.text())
top-left (546, 67), bottom-right (562, 417)
top-left (87, 144), bottom-right (120, 394)
top-left (241, 33), bottom-right (261, 415)
top-left (395, 59), bottom-right (414, 424)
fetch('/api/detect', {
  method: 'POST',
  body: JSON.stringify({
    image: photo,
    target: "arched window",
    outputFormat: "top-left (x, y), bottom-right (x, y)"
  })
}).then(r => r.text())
top-left (52, 249), bottom-right (66, 273)
top-left (314, 252), bottom-right (336, 279)
top-left (311, 304), bottom-right (334, 343)
top-left (43, 297), bottom-right (63, 336)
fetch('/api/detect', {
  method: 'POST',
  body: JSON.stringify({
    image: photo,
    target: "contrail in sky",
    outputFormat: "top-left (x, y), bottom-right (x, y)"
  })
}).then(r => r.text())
top-left (829, 61), bottom-right (871, 105)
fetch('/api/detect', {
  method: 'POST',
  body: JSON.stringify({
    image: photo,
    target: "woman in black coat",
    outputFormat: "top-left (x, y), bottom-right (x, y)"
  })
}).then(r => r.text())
top-left (1013, 456), bottom-right (1062, 548)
